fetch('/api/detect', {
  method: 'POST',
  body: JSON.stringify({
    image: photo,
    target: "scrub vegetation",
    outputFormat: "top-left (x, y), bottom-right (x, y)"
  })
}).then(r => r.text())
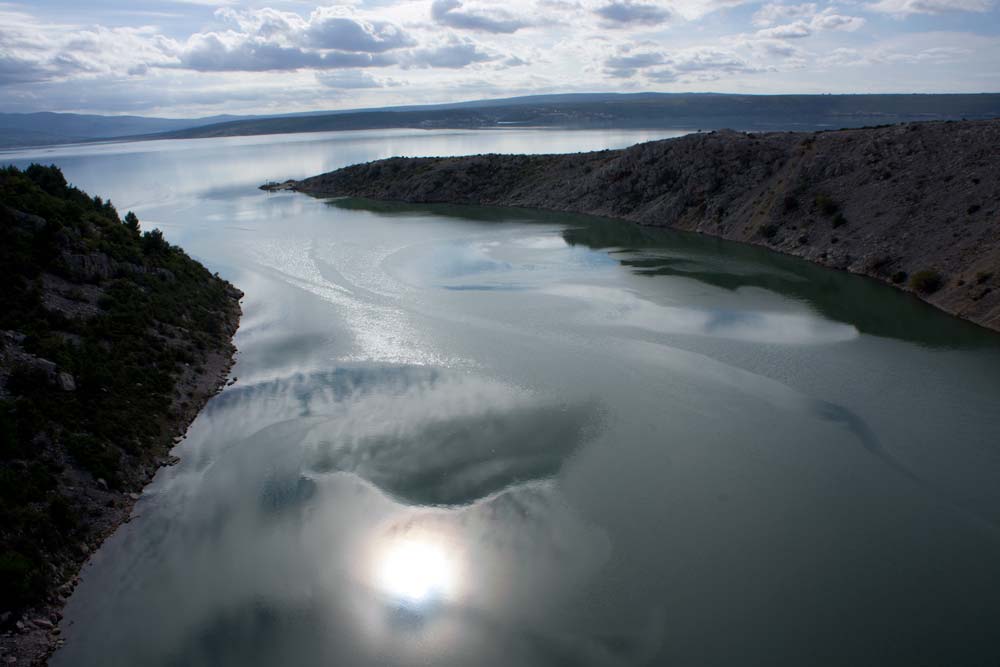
top-left (0, 165), bottom-right (241, 640)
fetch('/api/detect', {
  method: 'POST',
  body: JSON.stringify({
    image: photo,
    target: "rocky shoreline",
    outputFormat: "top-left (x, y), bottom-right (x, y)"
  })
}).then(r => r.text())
top-left (0, 295), bottom-right (241, 667)
top-left (0, 164), bottom-right (245, 666)
top-left (268, 119), bottom-right (1000, 333)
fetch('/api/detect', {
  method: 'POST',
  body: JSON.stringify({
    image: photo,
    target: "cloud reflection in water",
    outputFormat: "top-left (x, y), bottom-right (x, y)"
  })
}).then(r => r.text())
top-left (545, 283), bottom-right (859, 345)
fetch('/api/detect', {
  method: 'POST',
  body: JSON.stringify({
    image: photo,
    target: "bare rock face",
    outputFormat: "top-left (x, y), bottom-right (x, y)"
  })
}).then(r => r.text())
top-left (288, 119), bottom-right (1000, 333)
top-left (60, 251), bottom-right (114, 282)
top-left (57, 372), bottom-right (76, 392)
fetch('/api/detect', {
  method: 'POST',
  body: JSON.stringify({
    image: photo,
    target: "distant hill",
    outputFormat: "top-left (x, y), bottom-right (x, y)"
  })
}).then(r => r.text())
top-left (4, 93), bottom-right (1000, 150)
top-left (280, 118), bottom-right (1000, 332)
top-left (158, 93), bottom-right (1000, 140)
top-left (0, 111), bottom-right (250, 149)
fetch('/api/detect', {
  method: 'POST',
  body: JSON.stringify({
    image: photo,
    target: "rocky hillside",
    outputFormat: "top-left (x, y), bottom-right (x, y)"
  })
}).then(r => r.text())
top-left (0, 165), bottom-right (241, 664)
top-left (277, 119), bottom-right (1000, 332)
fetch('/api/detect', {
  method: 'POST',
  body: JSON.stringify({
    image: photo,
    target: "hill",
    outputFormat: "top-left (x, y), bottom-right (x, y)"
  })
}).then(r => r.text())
top-left (5, 94), bottom-right (999, 150)
top-left (0, 165), bottom-right (242, 663)
top-left (161, 93), bottom-right (1000, 139)
top-left (276, 119), bottom-right (1000, 332)
top-left (0, 112), bottom-right (249, 149)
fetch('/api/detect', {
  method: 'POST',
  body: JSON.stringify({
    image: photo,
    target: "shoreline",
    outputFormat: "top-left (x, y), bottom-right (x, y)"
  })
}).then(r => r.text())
top-left (272, 119), bottom-right (1000, 334)
top-left (0, 292), bottom-right (242, 666)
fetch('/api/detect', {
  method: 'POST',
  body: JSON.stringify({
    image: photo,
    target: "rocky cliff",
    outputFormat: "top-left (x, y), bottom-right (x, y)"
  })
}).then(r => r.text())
top-left (277, 119), bottom-right (1000, 332)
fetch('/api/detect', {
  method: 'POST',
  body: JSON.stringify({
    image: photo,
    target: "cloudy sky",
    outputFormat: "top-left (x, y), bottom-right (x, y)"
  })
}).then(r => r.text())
top-left (1, 0), bottom-right (998, 117)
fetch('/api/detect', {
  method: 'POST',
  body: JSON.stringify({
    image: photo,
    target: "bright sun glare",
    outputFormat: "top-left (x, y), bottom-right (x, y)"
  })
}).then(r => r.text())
top-left (376, 539), bottom-right (454, 607)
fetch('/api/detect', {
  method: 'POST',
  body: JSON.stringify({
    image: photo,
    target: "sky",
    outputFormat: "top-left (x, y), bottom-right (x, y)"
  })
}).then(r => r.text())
top-left (1, 0), bottom-right (998, 117)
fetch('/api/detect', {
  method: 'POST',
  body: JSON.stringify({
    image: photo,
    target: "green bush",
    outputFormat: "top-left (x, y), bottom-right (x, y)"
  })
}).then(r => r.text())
top-left (910, 270), bottom-right (943, 294)
top-left (891, 271), bottom-right (907, 284)
top-left (832, 213), bottom-right (847, 228)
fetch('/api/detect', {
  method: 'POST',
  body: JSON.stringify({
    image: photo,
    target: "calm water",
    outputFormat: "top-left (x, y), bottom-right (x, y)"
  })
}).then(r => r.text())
top-left (7, 128), bottom-right (1000, 667)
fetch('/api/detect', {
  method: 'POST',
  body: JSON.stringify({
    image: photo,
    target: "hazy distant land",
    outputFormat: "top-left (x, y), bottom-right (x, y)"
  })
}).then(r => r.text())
top-left (4, 93), bottom-right (1000, 149)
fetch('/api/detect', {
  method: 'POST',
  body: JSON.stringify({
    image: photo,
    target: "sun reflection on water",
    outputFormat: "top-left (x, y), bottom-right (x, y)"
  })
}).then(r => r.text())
top-left (374, 533), bottom-right (460, 611)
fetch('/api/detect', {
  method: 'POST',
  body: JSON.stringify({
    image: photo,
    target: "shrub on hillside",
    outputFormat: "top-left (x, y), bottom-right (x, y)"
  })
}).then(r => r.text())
top-left (910, 270), bottom-right (943, 294)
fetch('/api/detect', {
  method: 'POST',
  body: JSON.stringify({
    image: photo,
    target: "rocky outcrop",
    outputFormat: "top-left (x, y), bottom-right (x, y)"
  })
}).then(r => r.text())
top-left (282, 119), bottom-right (1000, 332)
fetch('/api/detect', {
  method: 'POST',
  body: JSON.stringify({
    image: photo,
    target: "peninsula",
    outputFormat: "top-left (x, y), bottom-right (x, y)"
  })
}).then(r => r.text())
top-left (0, 165), bottom-right (242, 664)
top-left (268, 119), bottom-right (1000, 332)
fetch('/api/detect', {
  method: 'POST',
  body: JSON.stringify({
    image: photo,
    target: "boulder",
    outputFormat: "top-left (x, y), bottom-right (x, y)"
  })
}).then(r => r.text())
top-left (57, 372), bottom-right (76, 392)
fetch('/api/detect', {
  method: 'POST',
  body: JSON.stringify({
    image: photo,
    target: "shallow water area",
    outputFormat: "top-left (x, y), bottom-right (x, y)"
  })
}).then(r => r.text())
top-left (6, 127), bottom-right (1000, 667)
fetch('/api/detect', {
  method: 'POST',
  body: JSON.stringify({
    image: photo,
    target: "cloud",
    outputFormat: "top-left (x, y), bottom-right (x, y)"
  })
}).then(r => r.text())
top-left (752, 2), bottom-right (817, 27)
top-left (0, 13), bottom-right (179, 86)
top-left (810, 11), bottom-right (865, 31)
top-left (430, 0), bottom-right (529, 33)
top-left (315, 70), bottom-right (388, 88)
top-left (594, 1), bottom-right (672, 25)
top-left (0, 54), bottom-right (49, 86)
top-left (666, 0), bottom-right (749, 21)
top-left (605, 46), bottom-right (764, 81)
top-left (306, 14), bottom-right (415, 52)
top-left (751, 7), bottom-right (864, 40)
top-left (878, 45), bottom-right (973, 63)
top-left (178, 33), bottom-right (398, 72)
top-left (213, 7), bottom-right (414, 54)
top-left (868, 0), bottom-right (994, 16)
top-left (756, 20), bottom-right (812, 39)
top-left (604, 50), bottom-right (666, 76)
top-left (742, 37), bottom-right (807, 59)
top-left (406, 37), bottom-right (496, 68)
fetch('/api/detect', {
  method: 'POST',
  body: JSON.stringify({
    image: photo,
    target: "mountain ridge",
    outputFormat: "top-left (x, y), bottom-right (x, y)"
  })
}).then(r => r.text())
top-left (4, 92), bottom-right (1000, 149)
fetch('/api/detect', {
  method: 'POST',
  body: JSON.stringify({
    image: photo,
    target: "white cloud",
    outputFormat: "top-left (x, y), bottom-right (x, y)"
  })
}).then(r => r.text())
top-left (315, 70), bottom-right (390, 88)
top-left (756, 20), bottom-right (812, 39)
top-left (868, 0), bottom-right (994, 16)
top-left (666, 0), bottom-right (749, 21)
top-left (431, 0), bottom-right (530, 33)
top-left (752, 3), bottom-right (817, 27)
top-left (604, 44), bottom-right (766, 81)
top-left (594, 1), bottom-right (673, 26)
top-left (404, 36), bottom-right (497, 68)
top-left (810, 10), bottom-right (865, 31)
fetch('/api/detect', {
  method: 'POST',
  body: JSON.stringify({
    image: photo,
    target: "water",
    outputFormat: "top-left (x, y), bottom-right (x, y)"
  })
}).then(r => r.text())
top-left (6, 128), bottom-right (1000, 666)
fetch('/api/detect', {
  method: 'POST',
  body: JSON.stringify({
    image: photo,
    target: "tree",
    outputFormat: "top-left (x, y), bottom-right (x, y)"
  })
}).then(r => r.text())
top-left (123, 211), bottom-right (140, 235)
top-left (141, 228), bottom-right (170, 256)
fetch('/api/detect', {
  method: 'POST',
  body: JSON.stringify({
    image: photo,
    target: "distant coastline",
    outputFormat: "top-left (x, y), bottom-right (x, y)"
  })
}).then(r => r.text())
top-left (4, 92), bottom-right (1000, 150)
top-left (269, 118), bottom-right (1000, 333)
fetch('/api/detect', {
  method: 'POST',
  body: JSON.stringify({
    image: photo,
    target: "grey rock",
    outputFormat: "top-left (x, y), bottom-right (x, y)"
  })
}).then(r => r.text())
top-left (61, 251), bottom-right (113, 281)
top-left (57, 371), bottom-right (76, 392)
top-left (5, 205), bottom-right (46, 231)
